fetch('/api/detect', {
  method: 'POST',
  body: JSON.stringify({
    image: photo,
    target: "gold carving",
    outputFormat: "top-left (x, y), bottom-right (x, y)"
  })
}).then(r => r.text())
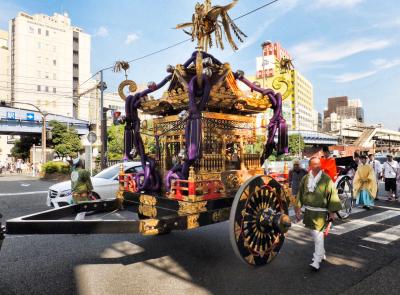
top-left (187, 214), bottom-right (200, 229)
top-left (226, 174), bottom-right (240, 190)
top-left (139, 219), bottom-right (160, 235)
top-left (211, 208), bottom-right (230, 222)
top-left (138, 204), bottom-right (157, 218)
top-left (139, 195), bottom-right (157, 206)
top-left (179, 201), bottom-right (207, 215)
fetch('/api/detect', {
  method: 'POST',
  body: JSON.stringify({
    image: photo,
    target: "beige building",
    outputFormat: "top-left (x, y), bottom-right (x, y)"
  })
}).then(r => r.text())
top-left (0, 29), bottom-right (10, 102)
top-left (9, 12), bottom-right (91, 117)
top-left (244, 42), bottom-right (314, 131)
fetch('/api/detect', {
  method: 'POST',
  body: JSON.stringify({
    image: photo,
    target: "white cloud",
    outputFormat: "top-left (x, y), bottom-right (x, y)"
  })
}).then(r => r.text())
top-left (373, 18), bottom-right (400, 29)
top-left (313, 0), bottom-right (364, 9)
top-left (290, 38), bottom-right (392, 70)
top-left (94, 26), bottom-right (109, 37)
top-left (125, 33), bottom-right (139, 45)
top-left (334, 59), bottom-right (400, 83)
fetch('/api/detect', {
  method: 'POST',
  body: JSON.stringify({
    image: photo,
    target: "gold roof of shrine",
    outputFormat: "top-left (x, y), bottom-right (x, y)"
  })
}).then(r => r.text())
top-left (139, 62), bottom-right (274, 116)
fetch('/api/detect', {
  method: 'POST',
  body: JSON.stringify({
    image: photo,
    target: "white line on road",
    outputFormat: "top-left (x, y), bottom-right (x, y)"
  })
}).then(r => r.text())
top-left (0, 191), bottom-right (48, 196)
top-left (330, 210), bottom-right (400, 235)
top-left (363, 224), bottom-right (400, 244)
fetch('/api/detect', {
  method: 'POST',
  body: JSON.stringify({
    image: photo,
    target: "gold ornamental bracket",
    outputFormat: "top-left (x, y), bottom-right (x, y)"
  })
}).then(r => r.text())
top-left (272, 76), bottom-right (292, 100)
top-left (113, 60), bottom-right (138, 100)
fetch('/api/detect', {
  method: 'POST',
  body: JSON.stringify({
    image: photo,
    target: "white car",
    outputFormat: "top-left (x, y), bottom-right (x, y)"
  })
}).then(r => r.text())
top-left (47, 162), bottom-right (142, 208)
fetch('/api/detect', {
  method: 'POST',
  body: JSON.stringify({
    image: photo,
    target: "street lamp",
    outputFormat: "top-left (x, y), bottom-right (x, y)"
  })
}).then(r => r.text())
top-left (12, 101), bottom-right (48, 164)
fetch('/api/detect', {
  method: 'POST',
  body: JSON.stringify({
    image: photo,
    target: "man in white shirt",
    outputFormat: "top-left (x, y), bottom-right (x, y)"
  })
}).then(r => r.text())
top-left (368, 154), bottom-right (382, 200)
top-left (382, 154), bottom-right (399, 201)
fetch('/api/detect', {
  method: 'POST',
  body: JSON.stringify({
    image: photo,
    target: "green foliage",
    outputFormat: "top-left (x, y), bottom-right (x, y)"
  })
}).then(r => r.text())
top-left (244, 135), bottom-right (265, 154)
top-left (11, 135), bottom-right (40, 160)
top-left (49, 120), bottom-right (82, 158)
top-left (42, 161), bottom-right (70, 174)
top-left (288, 134), bottom-right (305, 155)
top-left (107, 124), bottom-right (125, 160)
top-left (107, 119), bottom-right (157, 160)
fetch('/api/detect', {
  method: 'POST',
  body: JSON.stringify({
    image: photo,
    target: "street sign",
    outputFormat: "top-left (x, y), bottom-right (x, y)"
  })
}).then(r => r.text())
top-left (87, 131), bottom-right (97, 144)
top-left (6, 111), bottom-right (15, 120)
top-left (26, 113), bottom-right (35, 121)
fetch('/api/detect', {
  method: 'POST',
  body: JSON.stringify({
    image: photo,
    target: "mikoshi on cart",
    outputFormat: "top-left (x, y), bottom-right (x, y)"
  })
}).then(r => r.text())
top-left (1, 0), bottom-right (297, 266)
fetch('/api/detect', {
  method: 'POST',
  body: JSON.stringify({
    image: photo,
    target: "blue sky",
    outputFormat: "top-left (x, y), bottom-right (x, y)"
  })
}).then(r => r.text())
top-left (1, 0), bottom-right (400, 129)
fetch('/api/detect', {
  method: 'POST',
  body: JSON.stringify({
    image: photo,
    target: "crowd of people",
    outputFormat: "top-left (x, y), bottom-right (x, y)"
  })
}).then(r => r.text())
top-left (0, 159), bottom-right (41, 176)
top-left (289, 149), bottom-right (399, 271)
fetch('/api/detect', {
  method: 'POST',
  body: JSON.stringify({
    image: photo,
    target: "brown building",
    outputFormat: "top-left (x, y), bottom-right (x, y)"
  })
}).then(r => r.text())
top-left (324, 96), bottom-right (348, 119)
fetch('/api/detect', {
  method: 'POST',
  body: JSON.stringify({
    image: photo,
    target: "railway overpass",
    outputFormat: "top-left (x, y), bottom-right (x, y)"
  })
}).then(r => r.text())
top-left (0, 105), bottom-right (89, 135)
top-left (328, 125), bottom-right (400, 152)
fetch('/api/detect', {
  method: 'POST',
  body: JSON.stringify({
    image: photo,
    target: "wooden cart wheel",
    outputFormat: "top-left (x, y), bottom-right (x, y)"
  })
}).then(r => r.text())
top-left (229, 175), bottom-right (290, 266)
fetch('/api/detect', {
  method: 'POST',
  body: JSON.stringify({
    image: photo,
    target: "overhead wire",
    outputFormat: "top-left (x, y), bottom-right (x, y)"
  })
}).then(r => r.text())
top-left (97, 0), bottom-right (280, 73)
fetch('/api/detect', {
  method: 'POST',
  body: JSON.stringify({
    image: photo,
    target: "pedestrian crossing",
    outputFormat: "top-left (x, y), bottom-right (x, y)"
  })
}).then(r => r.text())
top-left (292, 205), bottom-right (400, 245)
top-left (330, 210), bottom-right (400, 235)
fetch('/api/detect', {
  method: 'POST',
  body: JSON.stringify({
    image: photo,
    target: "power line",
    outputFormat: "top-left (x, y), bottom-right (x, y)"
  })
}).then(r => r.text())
top-left (97, 0), bottom-right (280, 72)
top-left (233, 0), bottom-right (279, 20)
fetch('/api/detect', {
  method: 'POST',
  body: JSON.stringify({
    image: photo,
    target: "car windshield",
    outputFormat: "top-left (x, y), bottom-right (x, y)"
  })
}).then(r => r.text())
top-left (93, 165), bottom-right (120, 179)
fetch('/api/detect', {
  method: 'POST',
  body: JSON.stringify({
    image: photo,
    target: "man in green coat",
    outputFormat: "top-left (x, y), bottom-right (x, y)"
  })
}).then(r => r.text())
top-left (70, 158), bottom-right (93, 204)
top-left (295, 157), bottom-right (342, 271)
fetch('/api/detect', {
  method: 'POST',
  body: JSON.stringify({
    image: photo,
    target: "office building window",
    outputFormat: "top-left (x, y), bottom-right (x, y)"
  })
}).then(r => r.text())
top-left (53, 59), bottom-right (56, 66)
top-left (46, 30), bottom-right (49, 36)
top-left (37, 85), bottom-right (41, 91)
top-left (53, 87), bottom-right (56, 93)
top-left (29, 26), bottom-right (34, 33)
top-left (45, 72), bottom-right (49, 79)
top-left (53, 73), bottom-right (56, 80)
top-left (38, 28), bottom-right (41, 34)
top-left (45, 86), bottom-right (49, 92)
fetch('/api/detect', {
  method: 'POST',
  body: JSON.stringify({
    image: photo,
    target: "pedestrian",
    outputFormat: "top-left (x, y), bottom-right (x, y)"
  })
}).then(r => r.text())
top-left (288, 159), bottom-right (307, 202)
top-left (353, 155), bottom-right (377, 210)
top-left (382, 154), bottom-right (398, 201)
top-left (295, 157), bottom-right (342, 271)
top-left (70, 157), bottom-right (93, 203)
top-left (320, 146), bottom-right (337, 181)
top-left (368, 153), bottom-right (382, 200)
top-left (16, 159), bottom-right (22, 173)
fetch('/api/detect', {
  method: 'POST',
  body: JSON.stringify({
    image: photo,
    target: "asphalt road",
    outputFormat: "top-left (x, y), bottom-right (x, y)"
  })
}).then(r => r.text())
top-left (1, 175), bottom-right (400, 295)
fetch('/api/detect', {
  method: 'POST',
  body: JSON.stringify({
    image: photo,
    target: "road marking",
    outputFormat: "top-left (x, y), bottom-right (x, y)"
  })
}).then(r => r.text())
top-left (20, 183), bottom-right (31, 187)
top-left (0, 191), bottom-right (48, 196)
top-left (363, 224), bottom-right (400, 244)
top-left (330, 210), bottom-right (400, 235)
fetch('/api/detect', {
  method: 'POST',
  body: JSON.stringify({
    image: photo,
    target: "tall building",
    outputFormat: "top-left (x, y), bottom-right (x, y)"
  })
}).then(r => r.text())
top-left (9, 12), bottom-right (91, 117)
top-left (245, 42), bottom-right (314, 130)
top-left (0, 29), bottom-right (10, 102)
top-left (323, 96), bottom-right (365, 131)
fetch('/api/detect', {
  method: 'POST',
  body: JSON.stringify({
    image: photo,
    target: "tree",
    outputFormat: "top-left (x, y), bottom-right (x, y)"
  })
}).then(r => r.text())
top-left (107, 119), bottom-right (157, 160)
top-left (11, 135), bottom-right (40, 160)
top-left (107, 124), bottom-right (124, 160)
top-left (288, 134), bottom-right (305, 156)
top-left (49, 120), bottom-right (82, 159)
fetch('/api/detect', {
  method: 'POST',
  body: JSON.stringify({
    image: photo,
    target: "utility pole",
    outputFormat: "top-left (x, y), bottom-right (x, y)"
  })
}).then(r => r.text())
top-left (41, 112), bottom-right (48, 163)
top-left (99, 70), bottom-right (108, 169)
